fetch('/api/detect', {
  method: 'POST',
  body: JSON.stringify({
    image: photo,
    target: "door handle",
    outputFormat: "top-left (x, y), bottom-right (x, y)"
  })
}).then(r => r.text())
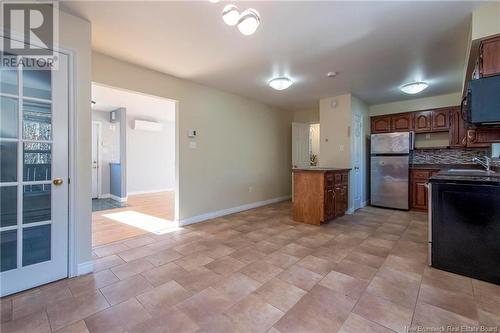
top-left (53, 178), bottom-right (64, 186)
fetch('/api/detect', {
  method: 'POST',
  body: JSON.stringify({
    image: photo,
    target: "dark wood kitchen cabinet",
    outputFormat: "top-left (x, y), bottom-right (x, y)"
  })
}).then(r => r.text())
top-left (371, 113), bottom-right (412, 133)
top-left (413, 108), bottom-right (449, 133)
top-left (432, 108), bottom-right (450, 131)
top-left (414, 111), bottom-right (432, 133)
top-left (466, 128), bottom-right (499, 147)
top-left (480, 35), bottom-right (500, 78)
top-left (371, 116), bottom-right (391, 133)
top-left (410, 168), bottom-right (439, 211)
top-left (449, 106), bottom-right (467, 147)
top-left (391, 113), bottom-right (413, 132)
top-left (293, 168), bottom-right (350, 225)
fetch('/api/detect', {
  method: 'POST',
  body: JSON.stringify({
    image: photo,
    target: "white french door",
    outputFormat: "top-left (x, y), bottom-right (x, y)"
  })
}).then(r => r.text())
top-left (0, 46), bottom-right (69, 296)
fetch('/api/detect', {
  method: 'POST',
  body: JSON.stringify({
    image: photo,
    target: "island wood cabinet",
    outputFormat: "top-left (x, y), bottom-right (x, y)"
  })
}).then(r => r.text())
top-left (293, 169), bottom-right (350, 225)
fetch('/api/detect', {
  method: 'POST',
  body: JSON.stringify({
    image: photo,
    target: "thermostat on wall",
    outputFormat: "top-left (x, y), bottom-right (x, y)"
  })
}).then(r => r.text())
top-left (188, 129), bottom-right (197, 138)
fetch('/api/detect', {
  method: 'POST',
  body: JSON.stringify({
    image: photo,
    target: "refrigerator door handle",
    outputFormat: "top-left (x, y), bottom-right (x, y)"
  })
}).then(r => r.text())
top-left (410, 131), bottom-right (415, 151)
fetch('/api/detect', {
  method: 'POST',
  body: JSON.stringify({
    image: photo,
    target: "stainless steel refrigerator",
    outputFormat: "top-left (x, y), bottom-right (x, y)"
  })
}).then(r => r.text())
top-left (370, 132), bottom-right (413, 210)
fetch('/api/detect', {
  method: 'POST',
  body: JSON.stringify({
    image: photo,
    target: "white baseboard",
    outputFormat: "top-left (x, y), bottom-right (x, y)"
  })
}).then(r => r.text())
top-left (110, 194), bottom-right (127, 202)
top-left (179, 195), bottom-right (291, 227)
top-left (128, 188), bottom-right (174, 196)
top-left (361, 200), bottom-right (369, 208)
top-left (77, 261), bottom-right (94, 276)
top-left (98, 193), bottom-right (110, 199)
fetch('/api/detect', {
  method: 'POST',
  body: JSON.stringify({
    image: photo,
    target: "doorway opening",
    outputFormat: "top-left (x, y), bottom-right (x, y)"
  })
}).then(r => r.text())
top-left (90, 83), bottom-right (178, 247)
top-left (292, 122), bottom-right (320, 168)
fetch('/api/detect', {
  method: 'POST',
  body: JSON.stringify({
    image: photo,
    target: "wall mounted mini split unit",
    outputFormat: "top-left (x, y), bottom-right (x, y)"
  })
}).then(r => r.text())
top-left (133, 119), bottom-right (163, 132)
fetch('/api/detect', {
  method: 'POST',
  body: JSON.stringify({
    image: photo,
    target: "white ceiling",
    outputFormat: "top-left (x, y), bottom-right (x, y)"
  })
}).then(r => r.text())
top-left (64, 1), bottom-right (482, 110)
top-left (92, 84), bottom-right (176, 122)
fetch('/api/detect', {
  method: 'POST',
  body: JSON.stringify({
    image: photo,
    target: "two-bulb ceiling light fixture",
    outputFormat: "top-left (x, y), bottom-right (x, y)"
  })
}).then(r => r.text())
top-left (221, 4), bottom-right (260, 36)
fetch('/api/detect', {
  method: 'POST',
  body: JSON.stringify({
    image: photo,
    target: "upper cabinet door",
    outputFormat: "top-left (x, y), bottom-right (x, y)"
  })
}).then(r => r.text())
top-left (480, 36), bottom-right (500, 78)
top-left (432, 109), bottom-right (450, 131)
top-left (414, 111), bottom-right (432, 133)
top-left (449, 107), bottom-right (466, 148)
top-left (371, 116), bottom-right (391, 133)
top-left (391, 113), bottom-right (413, 132)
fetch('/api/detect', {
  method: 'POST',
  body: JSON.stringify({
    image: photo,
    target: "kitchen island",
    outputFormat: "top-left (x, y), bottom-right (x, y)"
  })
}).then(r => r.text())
top-left (292, 168), bottom-right (350, 225)
top-left (428, 169), bottom-right (500, 284)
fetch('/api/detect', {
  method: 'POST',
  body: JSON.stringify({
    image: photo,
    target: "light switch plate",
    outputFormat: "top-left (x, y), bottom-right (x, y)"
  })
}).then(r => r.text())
top-left (189, 141), bottom-right (197, 149)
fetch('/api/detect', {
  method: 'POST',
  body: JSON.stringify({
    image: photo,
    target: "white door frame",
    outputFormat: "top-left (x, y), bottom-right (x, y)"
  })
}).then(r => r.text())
top-left (351, 111), bottom-right (364, 212)
top-left (91, 121), bottom-right (102, 199)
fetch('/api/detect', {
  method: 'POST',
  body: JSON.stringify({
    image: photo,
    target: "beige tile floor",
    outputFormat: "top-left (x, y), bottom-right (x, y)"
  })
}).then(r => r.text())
top-left (1, 201), bottom-right (499, 333)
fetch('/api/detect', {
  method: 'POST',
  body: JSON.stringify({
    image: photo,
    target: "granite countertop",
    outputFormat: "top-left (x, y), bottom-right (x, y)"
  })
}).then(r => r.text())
top-left (293, 167), bottom-right (351, 172)
top-left (429, 169), bottom-right (500, 185)
top-left (410, 164), bottom-right (482, 170)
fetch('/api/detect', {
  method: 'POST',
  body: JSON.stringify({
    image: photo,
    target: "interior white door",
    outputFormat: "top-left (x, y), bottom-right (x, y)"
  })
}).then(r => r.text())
top-left (91, 122), bottom-right (99, 199)
top-left (352, 112), bottom-right (363, 210)
top-left (292, 122), bottom-right (311, 168)
top-left (0, 48), bottom-right (69, 296)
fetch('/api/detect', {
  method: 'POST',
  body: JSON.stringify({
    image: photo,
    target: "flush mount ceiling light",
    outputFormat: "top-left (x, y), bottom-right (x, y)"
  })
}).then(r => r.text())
top-left (268, 77), bottom-right (293, 90)
top-left (222, 5), bottom-right (240, 26)
top-left (208, 0), bottom-right (220, 3)
top-left (400, 81), bottom-right (428, 94)
top-left (237, 9), bottom-right (260, 36)
top-left (326, 71), bottom-right (338, 78)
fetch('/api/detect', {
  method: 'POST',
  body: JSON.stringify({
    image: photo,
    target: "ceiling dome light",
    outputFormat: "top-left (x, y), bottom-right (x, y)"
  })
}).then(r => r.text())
top-left (268, 77), bottom-right (293, 90)
top-left (400, 81), bottom-right (428, 94)
top-left (237, 9), bottom-right (260, 36)
top-left (209, 0), bottom-right (220, 3)
top-left (222, 5), bottom-right (240, 26)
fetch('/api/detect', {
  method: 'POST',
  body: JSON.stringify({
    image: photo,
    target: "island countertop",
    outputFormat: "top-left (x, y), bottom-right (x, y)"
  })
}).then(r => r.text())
top-left (429, 170), bottom-right (500, 185)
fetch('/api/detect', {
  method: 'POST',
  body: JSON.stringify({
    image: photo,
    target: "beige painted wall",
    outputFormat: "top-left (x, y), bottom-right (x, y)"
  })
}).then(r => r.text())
top-left (92, 53), bottom-right (293, 221)
top-left (319, 94), bottom-right (370, 212)
top-left (472, 2), bottom-right (500, 40)
top-left (369, 92), bottom-right (462, 116)
top-left (59, 12), bottom-right (92, 266)
top-left (319, 94), bottom-right (352, 168)
top-left (293, 107), bottom-right (319, 124)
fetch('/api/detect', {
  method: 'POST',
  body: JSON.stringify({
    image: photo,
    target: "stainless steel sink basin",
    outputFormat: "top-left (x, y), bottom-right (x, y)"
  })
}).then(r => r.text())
top-left (447, 169), bottom-right (497, 175)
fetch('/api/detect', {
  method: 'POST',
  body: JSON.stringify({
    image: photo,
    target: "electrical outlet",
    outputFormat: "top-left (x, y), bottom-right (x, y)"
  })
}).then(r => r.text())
top-left (248, 186), bottom-right (253, 193)
top-left (189, 141), bottom-right (197, 149)
top-left (426, 134), bottom-right (431, 139)
top-left (339, 145), bottom-right (344, 152)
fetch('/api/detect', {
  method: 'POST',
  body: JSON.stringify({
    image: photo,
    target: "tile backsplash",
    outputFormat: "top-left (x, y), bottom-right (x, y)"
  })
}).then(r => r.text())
top-left (411, 148), bottom-right (491, 165)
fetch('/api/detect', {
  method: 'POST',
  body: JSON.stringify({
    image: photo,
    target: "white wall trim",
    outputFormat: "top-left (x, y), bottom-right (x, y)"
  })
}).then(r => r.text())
top-left (98, 193), bottom-right (110, 199)
top-left (110, 194), bottom-right (128, 202)
top-left (91, 121), bottom-right (102, 199)
top-left (361, 200), bottom-right (369, 208)
top-left (127, 188), bottom-right (174, 196)
top-left (179, 195), bottom-right (291, 226)
top-left (77, 261), bottom-right (94, 276)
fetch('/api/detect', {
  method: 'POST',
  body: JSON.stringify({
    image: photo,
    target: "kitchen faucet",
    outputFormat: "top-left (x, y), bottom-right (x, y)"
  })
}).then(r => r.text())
top-left (472, 156), bottom-right (491, 172)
